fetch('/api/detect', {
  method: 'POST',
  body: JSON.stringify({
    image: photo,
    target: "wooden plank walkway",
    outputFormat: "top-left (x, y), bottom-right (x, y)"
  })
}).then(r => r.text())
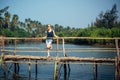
top-left (3, 55), bottom-right (118, 63)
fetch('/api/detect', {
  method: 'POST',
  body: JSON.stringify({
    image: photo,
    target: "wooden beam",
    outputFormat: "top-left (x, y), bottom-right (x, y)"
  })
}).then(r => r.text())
top-left (1, 37), bottom-right (120, 40)
top-left (3, 55), bottom-right (117, 63)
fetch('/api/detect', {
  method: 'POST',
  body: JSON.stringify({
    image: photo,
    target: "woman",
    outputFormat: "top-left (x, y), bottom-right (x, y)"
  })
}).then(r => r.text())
top-left (43, 24), bottom-right (58, 57)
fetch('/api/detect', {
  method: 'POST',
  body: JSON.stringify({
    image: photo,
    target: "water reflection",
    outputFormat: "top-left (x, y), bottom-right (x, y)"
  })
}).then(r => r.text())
top-left (58, 62), bottom-right (71, 80)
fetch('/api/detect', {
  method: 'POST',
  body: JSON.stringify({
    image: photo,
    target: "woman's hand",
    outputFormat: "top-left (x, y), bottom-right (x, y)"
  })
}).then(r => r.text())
top-left (42, 36), bottom-right (46, 39)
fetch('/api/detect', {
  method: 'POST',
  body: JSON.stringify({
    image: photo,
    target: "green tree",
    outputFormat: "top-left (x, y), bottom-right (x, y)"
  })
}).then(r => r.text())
top-left (11, 14), bottom-right (19, 30)
top-left (0, 6), bottom-right (9, 28)
top-left (111, 28), bottom-right (120, 37)
top-left (95, 4), bottom-right (118, 28)
top-left (0, 6), bottom-right (9, 15)
top-left (4, 11), bottom-right (11, 28)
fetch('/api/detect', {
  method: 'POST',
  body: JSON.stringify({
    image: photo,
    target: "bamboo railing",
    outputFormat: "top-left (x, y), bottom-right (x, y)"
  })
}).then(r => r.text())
top-left (0, 36), bottom-right (120, 80)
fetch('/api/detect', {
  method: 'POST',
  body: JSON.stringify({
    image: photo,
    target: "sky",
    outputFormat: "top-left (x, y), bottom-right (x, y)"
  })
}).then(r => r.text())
top-left (0, 0), bottom-right (120, 28)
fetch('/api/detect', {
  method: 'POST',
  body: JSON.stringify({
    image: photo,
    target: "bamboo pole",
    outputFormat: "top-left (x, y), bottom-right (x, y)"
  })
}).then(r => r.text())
top-left (115, 39), bottom-right (120, 80)
top-left (62, 38), bottom-right (71, 80)
top-left (35, 60), bottom-right (38, 79)
top-left (14, 62), bottom-right (17, 74)
top-left (62, 38), bottom-right (66, 57)
top-left (3, 55), bottom-right (117, 62)
top-left (56, 38), bottom-right (59, 57)
top-left (64, 63), bottom-right (67, 80)
top-left (3, 60), bottom-right (115, 65)
top-left (28, 60), bottom-right (31, 79)
top-left (93, 62), bottom-right (97, 80)
top-left (1, 37), bottom-right (120, 40)
top-left (54, 61), bottom-right (59, 80)
top-left (1, 36), bottom-right (6, 78)
top-left (62, 38), bottom-right (67, 80)
top-left (3, 60), bottom-right (6, 78)
top-left (1, 49), bottom-right (118, 53)
top-left (54, 38), bottom-right (59, 80)
top-left (1, 36), bottom-right (5, 50)
top-left (14, 39), bottom-right (17, 55)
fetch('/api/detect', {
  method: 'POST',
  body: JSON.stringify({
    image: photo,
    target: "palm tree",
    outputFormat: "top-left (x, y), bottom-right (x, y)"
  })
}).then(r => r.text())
top-left (0, 6), bottom-right (9, 28)
top-left (26, 24), bottom-right (32, 33)
top-left (25, 18), bottom-right (32, 32)
top-left (18, 21), bottom-right (26, 29)
top-left (4, 11), bottom-right (11, 28)
top-left (11, 14), bottom-right (19, 30)
top-left (35, 21), bottom-right (42, 36)
top-left (0, 17), bottom-right (4, 28)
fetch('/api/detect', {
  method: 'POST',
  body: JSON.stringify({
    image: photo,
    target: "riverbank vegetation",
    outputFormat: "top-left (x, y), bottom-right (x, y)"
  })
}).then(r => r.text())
top-left (0, 4), bottom-right (120, 45)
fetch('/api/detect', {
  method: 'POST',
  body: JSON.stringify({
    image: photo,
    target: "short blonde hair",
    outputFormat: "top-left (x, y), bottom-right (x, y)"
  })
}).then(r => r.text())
top-left (47, 24), bottom-right (51, 27)
top-left (47, 24), bottom-right (53, 29)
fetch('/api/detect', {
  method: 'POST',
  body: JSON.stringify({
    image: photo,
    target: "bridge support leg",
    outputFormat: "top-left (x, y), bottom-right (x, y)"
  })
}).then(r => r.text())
top-left (93, 62), bottom-right (97, 80)
top-left (54, 61), bottom-right (59, 80)
top-left (64, 63), bottom-right (67, 80)
top-left (115, 57), bottom-right (120, 80)
top-left (35, 60), bottom-right (38, 79)
top-left (115, 39), bottom-right (120, 80)
top-left (28, 63), bottom-right (31, 80)
top-left (3, 60), bottom-right (6, 78)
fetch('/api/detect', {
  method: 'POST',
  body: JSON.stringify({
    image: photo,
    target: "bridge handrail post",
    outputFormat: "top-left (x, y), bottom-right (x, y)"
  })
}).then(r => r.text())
top-left (62, 38), bottom-right (66, 57)
top-left (115, 38), bottom-right (120, 80)
top-left (56, 38), bottom-right (59, 58)
top-left (1, 36), bottom-right (6, 77)
top-left (14, 39), bottom-right (17, 55)
top-left (1, 36), bottom-right (5, 50)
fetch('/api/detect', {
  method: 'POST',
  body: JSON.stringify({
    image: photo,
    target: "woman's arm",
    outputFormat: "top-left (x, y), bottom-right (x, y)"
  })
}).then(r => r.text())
top-left (53, 30), bottom-right (58, 38)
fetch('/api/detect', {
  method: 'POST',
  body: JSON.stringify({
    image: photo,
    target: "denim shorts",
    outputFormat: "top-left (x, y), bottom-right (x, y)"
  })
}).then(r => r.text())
top-left (46, 39), bottom-right (53, 45)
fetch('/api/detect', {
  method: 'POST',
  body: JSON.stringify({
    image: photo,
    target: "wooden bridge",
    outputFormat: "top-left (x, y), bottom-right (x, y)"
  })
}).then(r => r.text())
top-left (0, 37), bottom-right (120, 80)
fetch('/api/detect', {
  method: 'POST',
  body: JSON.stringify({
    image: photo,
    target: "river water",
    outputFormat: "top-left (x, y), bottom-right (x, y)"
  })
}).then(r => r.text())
top-left (0, 42), bottom-right (116, 80)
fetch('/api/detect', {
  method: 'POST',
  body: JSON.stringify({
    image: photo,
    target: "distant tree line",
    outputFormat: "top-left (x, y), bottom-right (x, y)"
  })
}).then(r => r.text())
top-left (0, 4), bottom-right (120, 45)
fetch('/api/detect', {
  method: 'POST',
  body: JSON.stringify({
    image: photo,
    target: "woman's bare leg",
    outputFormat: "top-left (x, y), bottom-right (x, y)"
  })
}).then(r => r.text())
top-left (47, 49), bottom-right (50, 57)
top-left (46, 44), bottom-right (51, 57)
